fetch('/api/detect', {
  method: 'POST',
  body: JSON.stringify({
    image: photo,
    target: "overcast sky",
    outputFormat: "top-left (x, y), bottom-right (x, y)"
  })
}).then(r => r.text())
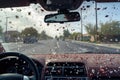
top-left (0, 1), bottom-right (120, 37)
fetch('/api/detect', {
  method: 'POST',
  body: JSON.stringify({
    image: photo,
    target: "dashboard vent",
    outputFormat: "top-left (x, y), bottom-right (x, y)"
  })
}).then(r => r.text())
top-left (45, 62), bottom-right (88, 80)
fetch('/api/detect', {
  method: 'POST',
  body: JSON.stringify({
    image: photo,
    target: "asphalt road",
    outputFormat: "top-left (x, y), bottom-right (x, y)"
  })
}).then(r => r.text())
top-left (2, 39), bottom-right (120, 55)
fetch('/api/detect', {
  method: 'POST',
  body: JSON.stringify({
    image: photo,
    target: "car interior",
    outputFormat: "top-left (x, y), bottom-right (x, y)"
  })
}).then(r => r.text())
top-left (0, 0), bottom-right (120, 80)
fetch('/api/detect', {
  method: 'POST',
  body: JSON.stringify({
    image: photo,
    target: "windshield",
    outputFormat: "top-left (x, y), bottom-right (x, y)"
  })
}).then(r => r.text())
top-left (0, 1), bottom-right (120, 55)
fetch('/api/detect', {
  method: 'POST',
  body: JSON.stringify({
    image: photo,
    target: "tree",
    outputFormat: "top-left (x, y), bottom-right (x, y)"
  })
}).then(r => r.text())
top-left (100, 21), bottom-right (120, 35)
top-left (39, 31), bottom-right (53, 40)
top-left (0, 26), bottom-right (3, 35)
top-left (63, 29), bottom-right (71, 38)
top-left (55, 35), bottom-right (58, 39)
top-left (39, 31), bottom-right (47, 40)
top-left (11, 31), bottom-right (20, 38)
top-left (69, 32), bottom-right (81, 40)
top-left (21, 27), bottom-right (38, 37)
top-left (99, 21), bottom-right (120, 42)
top-left (59, 35), bottom-right (64, 40)
top-left (85, 23), bottom-right (97, 41)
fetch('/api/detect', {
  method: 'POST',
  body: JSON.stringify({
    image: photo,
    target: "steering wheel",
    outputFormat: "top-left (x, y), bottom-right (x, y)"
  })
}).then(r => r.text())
top-left (0, 52), bottom-right (40, 80)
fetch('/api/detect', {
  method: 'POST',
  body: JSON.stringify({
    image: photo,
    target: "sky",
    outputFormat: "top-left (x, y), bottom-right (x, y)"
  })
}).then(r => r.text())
top-left (0, 1), bottom-right (120, 37)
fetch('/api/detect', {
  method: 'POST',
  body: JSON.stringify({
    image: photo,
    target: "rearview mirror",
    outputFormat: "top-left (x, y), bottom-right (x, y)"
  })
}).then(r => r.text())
top-left (44, 12), bottom-right (80, 23)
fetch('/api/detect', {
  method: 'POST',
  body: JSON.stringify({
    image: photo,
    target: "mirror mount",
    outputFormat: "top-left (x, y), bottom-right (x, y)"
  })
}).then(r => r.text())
top-left (38, 0), bottom-right (83, 11)
top-left (58, 9), bottom-right (69, 14)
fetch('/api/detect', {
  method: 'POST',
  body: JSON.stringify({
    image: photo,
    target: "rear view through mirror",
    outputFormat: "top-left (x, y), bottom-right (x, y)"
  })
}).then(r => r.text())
top-left (44, 12), bottom-right (80, 23)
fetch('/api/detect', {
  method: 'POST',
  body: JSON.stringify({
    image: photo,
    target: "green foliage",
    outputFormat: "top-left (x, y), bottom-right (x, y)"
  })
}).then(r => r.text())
top-left (0, 26), bottom-right (3, 35)
top-left (40, 31), bottom-right (47, 39)
top-left (85, 21), bottom-right (120, 42)
top-left (59, 35), bottom-right (64, 39)
top-left (69, 32), bottom-right (81, 40)
top-left (55, 35), bottom-right (58, 39)
top-left (59, 35), bottom-right (65, 40)
top-left (11, 31), bottom-right (20, 38)
top-left (85, 24), bottom-right (97, 36)
top-left (98, 21), bottom-right (120, 42)
top-left (39, 31), bottom-right (53, 40)
top-left (63, 29), bottom-right (71, 38)
top-left (100, 21), bottom-right (120, 35)
top-left (85, 23), bottom-right (97, 41)
top-left (21, 27), bottom-right (38, 37)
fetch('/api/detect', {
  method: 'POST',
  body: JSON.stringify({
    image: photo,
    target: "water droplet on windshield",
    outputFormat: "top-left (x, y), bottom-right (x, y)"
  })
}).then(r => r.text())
top-left (41, 9), bottom-right (44, 12)
top-left (86, 5), bottom-right (90, 8)
top-left (28, 12), bottom-right (31, 15)
top-left (92, 69), bottom-right (95, 73)
top-left (47, 23), bottom-right (49, 26)
top-left (15, 15), bottom-right (19, 19)
top-left (11, 8), bottom-right (13, 11)
top-left (16, 9), bottom-right (22, 12)
top-left (103, 7), bottom-right (107, 10)
top-left (109, 70), bottom-right (113, 74)
top-left (57, 29), bottom-right (59, 31)
top-left (105, 15), bottom-right (109, 17)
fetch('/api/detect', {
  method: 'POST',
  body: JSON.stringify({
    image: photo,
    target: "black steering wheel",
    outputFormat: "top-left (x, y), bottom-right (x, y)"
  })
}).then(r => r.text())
top-left (0, 52), bottom-right (40, 80)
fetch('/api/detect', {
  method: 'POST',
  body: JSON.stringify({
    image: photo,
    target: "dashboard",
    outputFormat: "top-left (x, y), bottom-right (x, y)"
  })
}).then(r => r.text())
top-left (1, 53), bottom-right (120, 80)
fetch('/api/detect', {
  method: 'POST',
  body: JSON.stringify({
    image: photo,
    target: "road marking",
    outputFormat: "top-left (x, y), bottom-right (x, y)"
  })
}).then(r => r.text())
top-left (66, 42), bottom-right (69, 47)
top-left (57, 41), bottom-right (60, 48)
top-left (51, 49), bottom-right (56, 54)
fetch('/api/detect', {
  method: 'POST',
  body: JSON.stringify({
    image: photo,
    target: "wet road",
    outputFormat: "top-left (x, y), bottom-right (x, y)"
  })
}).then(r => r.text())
top-left (2, 39), bottom-right (120, 55)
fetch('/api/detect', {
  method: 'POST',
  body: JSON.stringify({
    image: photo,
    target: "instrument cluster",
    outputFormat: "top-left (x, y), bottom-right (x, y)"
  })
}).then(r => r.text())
top-left (0, 57), bottom-right (43, 76)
